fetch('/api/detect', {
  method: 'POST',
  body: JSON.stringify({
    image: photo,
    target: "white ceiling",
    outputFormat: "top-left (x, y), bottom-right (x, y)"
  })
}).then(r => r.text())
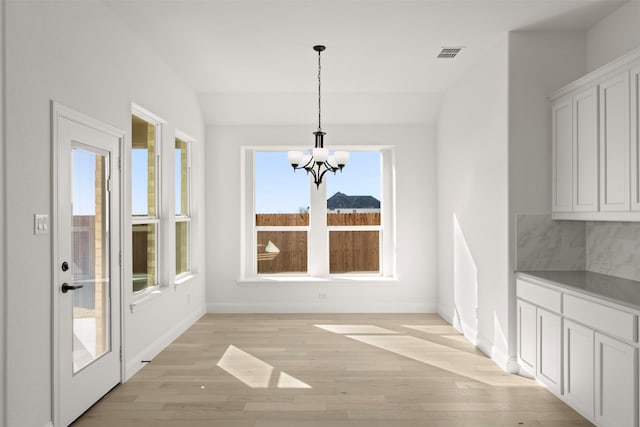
top-left (104, 0), bottom-right (627, 125)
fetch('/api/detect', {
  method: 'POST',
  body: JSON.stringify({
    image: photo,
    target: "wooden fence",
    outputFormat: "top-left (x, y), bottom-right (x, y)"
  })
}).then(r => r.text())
top-left (256, 213), bottom-right (380, 274)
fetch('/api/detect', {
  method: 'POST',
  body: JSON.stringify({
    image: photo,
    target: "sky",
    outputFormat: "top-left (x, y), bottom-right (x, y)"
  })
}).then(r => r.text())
top-left (74, 148), bottom-right (379, 217)
top-left (73, 149), bottom-right (98, 216)
top-left (74, 148), bottom-right (184, 216)
top-left (255, 151), bottom-right (381, 214)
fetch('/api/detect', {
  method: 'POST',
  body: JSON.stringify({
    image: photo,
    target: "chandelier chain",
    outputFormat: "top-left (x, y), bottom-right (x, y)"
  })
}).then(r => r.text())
top-left (318, 49), bottom-right (322, 130)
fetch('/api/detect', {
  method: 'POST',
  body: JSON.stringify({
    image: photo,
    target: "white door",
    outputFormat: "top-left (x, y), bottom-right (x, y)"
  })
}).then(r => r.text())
top-left (53, 104), bottom-right (123, 426)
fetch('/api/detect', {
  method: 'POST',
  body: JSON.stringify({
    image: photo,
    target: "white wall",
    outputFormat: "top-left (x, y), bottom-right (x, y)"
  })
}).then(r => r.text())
top-left (507, 31), bottom-right (587, 362)
top-left (436, 35), bottom-right (510, 367)
top-left (0, 0), bottom-right (6, 424)
top-left (5, 2), bottom-right (205, 426)
top-left (206, 124), bottom-right (437, 313)
top-left (587, 0), bottom-right (640, 72)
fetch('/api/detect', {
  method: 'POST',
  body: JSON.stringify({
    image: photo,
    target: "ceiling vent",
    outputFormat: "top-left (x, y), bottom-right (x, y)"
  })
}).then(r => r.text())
top-left (437, 47), bottom-right (463, 59)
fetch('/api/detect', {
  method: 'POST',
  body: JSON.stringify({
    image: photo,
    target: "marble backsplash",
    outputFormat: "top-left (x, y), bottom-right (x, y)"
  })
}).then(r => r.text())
top-left (587, 222), bottom-right (640, 282)
top-left (516, 214), bottom-right (586, 270)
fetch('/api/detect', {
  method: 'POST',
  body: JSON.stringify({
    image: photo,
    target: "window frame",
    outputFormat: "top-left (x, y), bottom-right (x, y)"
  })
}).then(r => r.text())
top-left (241, 146), bottom-right (396, 280)
top-left (130, 105), bottom-right (163, 296)
top-left (174, 131), bottom-right (193, 281)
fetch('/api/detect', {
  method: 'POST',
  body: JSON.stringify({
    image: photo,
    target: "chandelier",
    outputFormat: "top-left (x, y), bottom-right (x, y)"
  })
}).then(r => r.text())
top-left (288, 45), bottom-right (349, 188)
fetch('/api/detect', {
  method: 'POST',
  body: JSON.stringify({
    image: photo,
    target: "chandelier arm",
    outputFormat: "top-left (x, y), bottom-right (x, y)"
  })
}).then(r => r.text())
top-left (307, 164), bottom-right (319, 186)
top-left (316, 163), bottom-right (334, 187)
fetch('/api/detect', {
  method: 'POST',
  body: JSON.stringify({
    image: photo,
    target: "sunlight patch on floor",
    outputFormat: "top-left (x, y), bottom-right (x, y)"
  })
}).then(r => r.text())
top-left (216, 345), bottom-right (312, 389)
top-left (277, 372), bottom-right (311, 389)
top-left (345, 335), bottom-right (534, 387)
top-left (314, 324), bottom-right (398, 334)
top-left (402, 324), bottom-right (460, 335)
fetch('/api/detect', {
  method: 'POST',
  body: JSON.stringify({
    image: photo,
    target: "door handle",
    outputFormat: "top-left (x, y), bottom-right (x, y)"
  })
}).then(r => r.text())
top-left (61, 283), bottom-right (84, 293)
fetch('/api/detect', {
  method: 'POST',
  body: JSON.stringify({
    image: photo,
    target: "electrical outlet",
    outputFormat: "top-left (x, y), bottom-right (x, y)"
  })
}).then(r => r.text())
top-left (318, 292), bottom-right (327, 300)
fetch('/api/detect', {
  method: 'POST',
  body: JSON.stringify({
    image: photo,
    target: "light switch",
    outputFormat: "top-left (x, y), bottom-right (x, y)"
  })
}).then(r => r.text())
top-left (34, 214), bottom-right (49, 235)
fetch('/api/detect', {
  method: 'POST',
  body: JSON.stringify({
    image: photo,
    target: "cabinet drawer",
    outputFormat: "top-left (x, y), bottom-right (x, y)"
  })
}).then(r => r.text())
top-left (517, 279), bottom-right (562, 313)
top-left (564, 294), bottom-right (637, 342)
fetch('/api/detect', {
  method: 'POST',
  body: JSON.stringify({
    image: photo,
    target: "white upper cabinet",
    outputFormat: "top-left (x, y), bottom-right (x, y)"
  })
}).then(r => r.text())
top-left (599, 71), bottom-right (630, 212)
top-left (552, 97), bottom-right (573, 212)
top-left (573, 86), bottom-right (599, 212)
top-left (551, 48), bottom-right (640, 220)
top-left (631, 65), bottom-right (640, 211)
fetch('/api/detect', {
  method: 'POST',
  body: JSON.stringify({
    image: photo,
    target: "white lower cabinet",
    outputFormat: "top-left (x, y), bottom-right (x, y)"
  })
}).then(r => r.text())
top-left (537, 308), bottom-right (562, 395)
top-left (595, 332), bottom-right (638, 427)
top-left (517, 300), bottom-right (537, 376)
top-left (518, 277), bottom-right (640, 427)
top-left (564, 319), bottom-right (595, 422)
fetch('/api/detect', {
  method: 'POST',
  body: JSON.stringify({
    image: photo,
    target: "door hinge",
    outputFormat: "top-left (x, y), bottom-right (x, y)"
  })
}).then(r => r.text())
top-left (107, 177), bottom-right (112, 192)
top-left (119, 250), bottom-right (122, 266)
top-left (119, 347), bottom-right (123, 362)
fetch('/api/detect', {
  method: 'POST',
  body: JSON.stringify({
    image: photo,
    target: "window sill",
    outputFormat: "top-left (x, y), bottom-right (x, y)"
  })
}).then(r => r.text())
top-left (237, 275), bottom-right (398, 286)
top-left (175, 273), bottom-right (195, 287)
top-left (129, 286), bottom-right (170, 313)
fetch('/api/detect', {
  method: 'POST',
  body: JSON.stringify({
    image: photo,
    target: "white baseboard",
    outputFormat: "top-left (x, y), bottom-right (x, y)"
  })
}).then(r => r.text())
top-left (476, 334), bottom-right (518, 373)
top-left (124, 304), bottom-right (206, 380)
top-left (206, 302), bottom-right (437, 313)
top-left (437, 305), bottom-right (453, 324)
top-left (43, 422), bottom-right (54, 427)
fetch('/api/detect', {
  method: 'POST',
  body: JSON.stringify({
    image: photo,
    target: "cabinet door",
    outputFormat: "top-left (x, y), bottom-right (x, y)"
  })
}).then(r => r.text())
top-left (631, 66), bottom-right (640, 210)
top-left (537, 308), bottom-right (562, 395)
top-left (552, 97), bottom-right (573, 212)
top-left (563, 319), bottom-right (594, 422)
top-left (600, 71), bottom-right (630, 211)
top-left (517, 300), bottom-right (536, 376)
top-left (573, 86), bottom-right (599, 212)
top-left (595, 332), bottom-right (637, 427)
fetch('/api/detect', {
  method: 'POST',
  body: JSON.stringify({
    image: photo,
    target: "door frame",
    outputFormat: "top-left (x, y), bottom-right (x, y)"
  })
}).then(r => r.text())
top-left (51, 101), bottom-right (126, 426)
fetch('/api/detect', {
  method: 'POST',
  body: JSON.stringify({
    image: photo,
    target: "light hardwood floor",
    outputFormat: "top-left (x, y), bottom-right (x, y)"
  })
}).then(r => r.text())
top-left (73, 314), bottom-right (592, 427)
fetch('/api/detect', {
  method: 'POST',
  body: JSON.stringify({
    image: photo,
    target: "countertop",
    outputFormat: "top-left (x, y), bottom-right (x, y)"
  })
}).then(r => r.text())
top-left (517, 270), bottom-right (640, 311)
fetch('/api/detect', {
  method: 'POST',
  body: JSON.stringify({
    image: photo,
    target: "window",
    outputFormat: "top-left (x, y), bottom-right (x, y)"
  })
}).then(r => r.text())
top-left (175, 135), bottom-right (191, 278)
top-left (244, 148), bottom-right (394, 279)
top-left (131, 112), bottom-right (160, 293)
top-left (255, 151), bottom-right (309, 274)
top-left (326, 152), bottom-right (381, 274)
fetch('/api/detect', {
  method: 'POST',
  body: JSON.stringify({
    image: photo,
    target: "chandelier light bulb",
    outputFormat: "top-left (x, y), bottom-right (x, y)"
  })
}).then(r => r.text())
top-left (313, 147), bottom-right (329, 164)
top-left (287, 151), bottom-right (303, 167)
top-left (335, 151), bottom-right (350, 169)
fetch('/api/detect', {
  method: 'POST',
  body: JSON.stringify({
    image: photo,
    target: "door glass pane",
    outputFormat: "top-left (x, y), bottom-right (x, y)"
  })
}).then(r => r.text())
top-left (72, 148), bottom-right (110, 373)
top-left (257, 231), bottom-right (307, 274)
top-left (132, 223), bottom-right (157, 292)
top-left (329, 230), bottom-right (380, 274)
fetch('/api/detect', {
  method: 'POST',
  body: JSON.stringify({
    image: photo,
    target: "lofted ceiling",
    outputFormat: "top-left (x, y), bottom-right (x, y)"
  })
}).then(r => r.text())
top-left (104, 0), bottom-right (627, 125)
